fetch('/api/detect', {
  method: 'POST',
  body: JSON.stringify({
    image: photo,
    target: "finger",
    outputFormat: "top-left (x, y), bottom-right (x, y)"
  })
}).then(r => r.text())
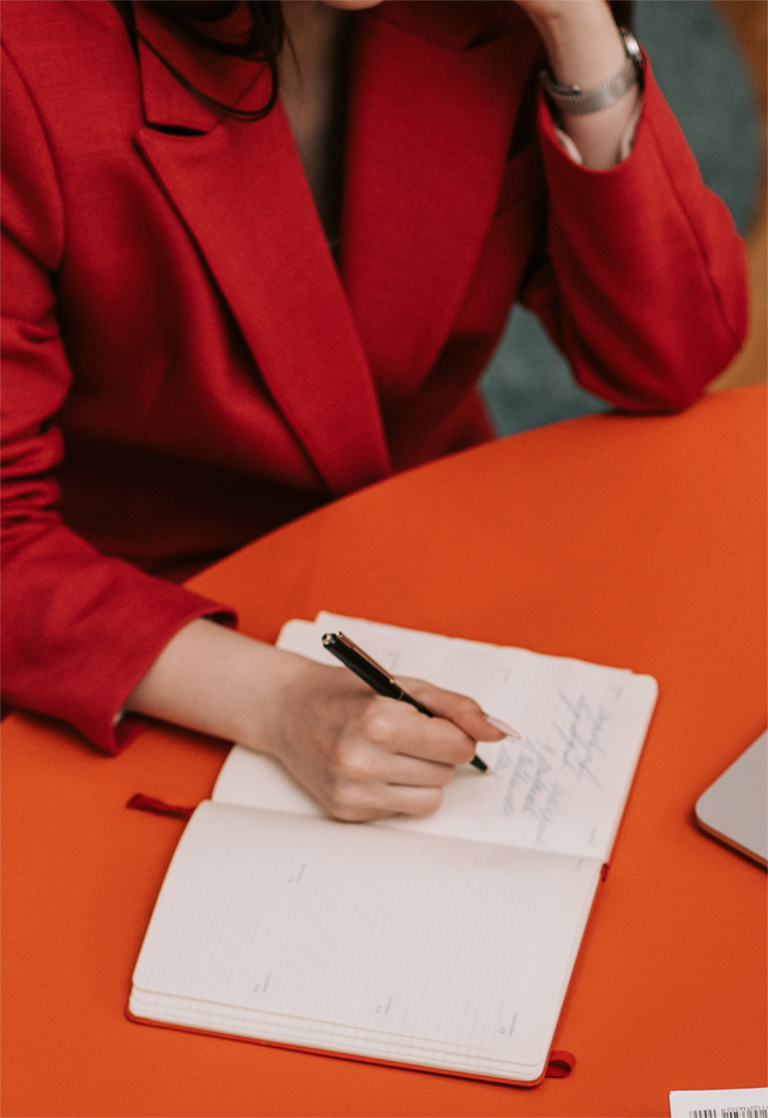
top-left (330, 727), bottom-right (458, 785)
top-left (381, 752), bottom-right (457, 787)
top-left (398, 677), bottom-right (517, 741)
top-left (326, 780), bottom-right (446, 823)
top-left (362, 696), bottom-right (478, 766)
top-left (380, 782), bottom-right (446, 817)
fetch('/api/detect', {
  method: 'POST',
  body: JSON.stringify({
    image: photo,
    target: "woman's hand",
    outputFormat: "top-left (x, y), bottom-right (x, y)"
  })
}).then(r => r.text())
top-left (513, 0), bottom-right (640, 170)
top-left (126, 619), bottom-right (506, 822)
top-left (256, 653), bottom-right (504, 821)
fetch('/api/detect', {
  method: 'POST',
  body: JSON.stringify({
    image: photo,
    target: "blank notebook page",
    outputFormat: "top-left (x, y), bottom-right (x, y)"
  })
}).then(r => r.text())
top-left (131, 801), bottom-right (601, 1076)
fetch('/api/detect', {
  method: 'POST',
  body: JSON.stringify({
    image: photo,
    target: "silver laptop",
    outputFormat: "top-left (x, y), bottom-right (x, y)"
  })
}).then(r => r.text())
top-left (695, 730), bottom-right (767, 868)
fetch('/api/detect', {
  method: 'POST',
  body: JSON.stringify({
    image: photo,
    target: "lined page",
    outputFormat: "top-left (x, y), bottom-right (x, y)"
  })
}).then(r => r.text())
top-left (213, 614), bottom-right (657, 861)
top-left (132, 801), bottom-right (601, 1079)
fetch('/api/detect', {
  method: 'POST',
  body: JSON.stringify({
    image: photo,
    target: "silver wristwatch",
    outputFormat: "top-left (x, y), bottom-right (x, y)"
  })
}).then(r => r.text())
top-left (540, 28), bottom-right (644, 116)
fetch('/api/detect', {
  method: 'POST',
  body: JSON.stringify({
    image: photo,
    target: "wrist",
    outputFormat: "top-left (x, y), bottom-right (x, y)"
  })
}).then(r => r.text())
top-left (531, 2), bottom-right (626, 90)
top-left (541, 27), bottom-right (642, 117)
top-left (522, 0), bottom-right (608, 30)
top-left (125, 618), bottom-right (296, 749)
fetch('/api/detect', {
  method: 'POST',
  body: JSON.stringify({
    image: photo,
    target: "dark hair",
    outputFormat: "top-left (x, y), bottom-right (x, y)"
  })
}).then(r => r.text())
top-left (112, 1), bottom-right (285, 120)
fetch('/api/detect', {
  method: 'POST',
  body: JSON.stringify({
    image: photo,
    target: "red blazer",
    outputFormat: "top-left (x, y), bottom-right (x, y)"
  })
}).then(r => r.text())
top-left (1, 1), bottom-right (748, 749)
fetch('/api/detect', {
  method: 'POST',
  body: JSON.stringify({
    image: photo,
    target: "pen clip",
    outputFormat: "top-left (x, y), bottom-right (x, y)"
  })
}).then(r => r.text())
top-left (322, 632), bottom-right (397, 687)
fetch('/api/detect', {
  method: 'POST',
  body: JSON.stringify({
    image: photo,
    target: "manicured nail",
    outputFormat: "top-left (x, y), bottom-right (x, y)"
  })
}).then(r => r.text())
top-left (484, 714), bottom-right (522, 739)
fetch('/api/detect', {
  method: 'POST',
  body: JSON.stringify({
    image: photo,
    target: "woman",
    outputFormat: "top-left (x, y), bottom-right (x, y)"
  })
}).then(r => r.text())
top-left (1, 0), bottom-right (747, 819)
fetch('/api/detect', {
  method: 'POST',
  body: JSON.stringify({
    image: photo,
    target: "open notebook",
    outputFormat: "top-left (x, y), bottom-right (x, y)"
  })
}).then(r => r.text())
top-left (129, 613), bottom-right (658, 1085)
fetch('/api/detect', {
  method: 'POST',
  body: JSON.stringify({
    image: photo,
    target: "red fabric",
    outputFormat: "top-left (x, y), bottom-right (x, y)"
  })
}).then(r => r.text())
top-left (546, 1052), bottom-right (576, 1078)
top-left (1, 389), bottom-right (765, 1116)
top-left (0, 1), bottom-right (748, 751)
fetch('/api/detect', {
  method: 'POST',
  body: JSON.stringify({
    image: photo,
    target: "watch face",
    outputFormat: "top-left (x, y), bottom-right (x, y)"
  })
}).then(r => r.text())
top-left (620, 28), bottom-right (644, 69)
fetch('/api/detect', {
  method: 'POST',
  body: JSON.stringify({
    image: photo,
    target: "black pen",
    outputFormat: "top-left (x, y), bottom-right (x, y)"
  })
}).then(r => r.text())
top-left (322, 631), bottom-right (489, 772)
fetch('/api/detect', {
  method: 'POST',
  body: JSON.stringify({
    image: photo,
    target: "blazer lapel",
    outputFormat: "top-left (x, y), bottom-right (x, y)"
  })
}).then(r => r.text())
top-left (133, 6), bottom-right (392, 497)
top-left (341, 2), bottom-right (541, 413)
top-left (131, 2), bottom-right (541, 494)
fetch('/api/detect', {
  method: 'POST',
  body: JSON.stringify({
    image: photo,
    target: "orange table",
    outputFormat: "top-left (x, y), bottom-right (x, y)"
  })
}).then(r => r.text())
top-left (2, 386), bottom-right (766, 1118)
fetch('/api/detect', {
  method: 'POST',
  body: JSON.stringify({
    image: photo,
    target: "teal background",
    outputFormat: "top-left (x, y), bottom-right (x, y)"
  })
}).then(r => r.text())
top-left (480, 0), bottom-right (762, 437)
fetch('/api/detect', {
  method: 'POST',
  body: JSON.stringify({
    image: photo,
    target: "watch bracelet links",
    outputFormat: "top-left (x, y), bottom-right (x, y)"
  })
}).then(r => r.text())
top-left (540, 28), bottom-right (644, 116)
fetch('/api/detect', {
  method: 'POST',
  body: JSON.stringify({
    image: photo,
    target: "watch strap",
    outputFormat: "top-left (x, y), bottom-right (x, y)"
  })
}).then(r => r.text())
top-left (540, 28), bottom-right (644, 116)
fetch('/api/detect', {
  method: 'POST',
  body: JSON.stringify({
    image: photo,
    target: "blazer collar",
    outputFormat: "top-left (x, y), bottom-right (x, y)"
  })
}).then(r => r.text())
top-left (133, 2), bottom-right (266, 133)
top-left (342, 3), bottom-right (540, 410)
top-left (132, 2), bottom-right (538, 494)
top-left (133, 0), bottom-right (523, 129)
top-left (371, 0), bottom-right (515, 51)
top-left (134, 3), bottom-right (393, 495)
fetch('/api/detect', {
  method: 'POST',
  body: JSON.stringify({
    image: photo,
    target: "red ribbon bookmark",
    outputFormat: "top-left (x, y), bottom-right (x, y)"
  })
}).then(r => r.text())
top-left (126, 793), bottom-right (195, 821)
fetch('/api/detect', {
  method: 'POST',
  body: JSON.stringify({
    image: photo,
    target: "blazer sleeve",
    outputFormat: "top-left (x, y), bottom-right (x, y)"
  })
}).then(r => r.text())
top-left (0, 47), bottom-right (236, 753)
top-left (522, 56), bottom-right (749, 411)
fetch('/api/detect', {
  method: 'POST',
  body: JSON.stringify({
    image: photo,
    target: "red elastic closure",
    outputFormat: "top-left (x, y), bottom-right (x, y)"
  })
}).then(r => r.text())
top-left (546, 1050), bottom-right (576, 1077)
top-left (126, 793), bottom-right (195, 821)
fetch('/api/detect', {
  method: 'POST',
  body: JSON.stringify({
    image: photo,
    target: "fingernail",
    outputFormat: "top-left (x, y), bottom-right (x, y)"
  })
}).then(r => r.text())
top-left (483, 714), bottom-right (522, 739)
